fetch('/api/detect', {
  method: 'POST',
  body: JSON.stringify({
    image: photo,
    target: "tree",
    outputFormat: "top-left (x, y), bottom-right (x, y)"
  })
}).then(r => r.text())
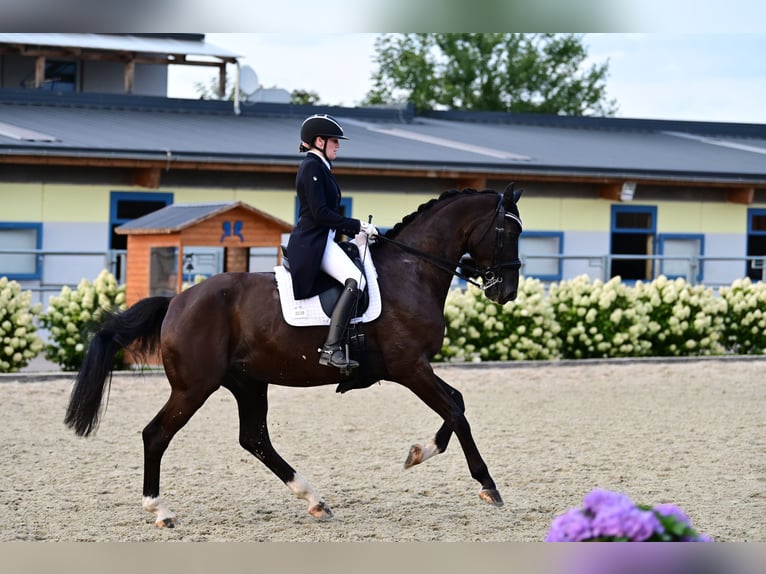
top-left (364, 33), bottom-right (617, 116)
top-left (290, 89), bottom-right (321, 105)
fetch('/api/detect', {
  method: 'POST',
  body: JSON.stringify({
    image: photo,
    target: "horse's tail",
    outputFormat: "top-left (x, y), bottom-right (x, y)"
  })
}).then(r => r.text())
top-left (65, 296), bottom-right (171, 437)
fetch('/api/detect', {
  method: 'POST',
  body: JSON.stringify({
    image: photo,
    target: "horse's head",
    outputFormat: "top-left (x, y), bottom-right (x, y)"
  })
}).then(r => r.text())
top-left (462, 183), bottom-right (523, 305)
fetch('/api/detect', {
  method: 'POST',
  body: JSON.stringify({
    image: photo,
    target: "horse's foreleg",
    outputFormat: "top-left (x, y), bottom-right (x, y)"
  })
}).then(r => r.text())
top-left (142, 387), bottom-right (216, 528)
top-left (231, 381), bottom-right (332, 520)
top-left (405, 365), bottom-right (504, 507)
top-left (404, 377), bottom-right (464, 468)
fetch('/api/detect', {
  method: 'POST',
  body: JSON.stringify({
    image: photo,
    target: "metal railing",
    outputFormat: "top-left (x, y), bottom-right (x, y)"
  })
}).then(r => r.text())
top-left (0, 248), bottom-right (126, 304)
top-left (520, 253), bottom-right (766, 288)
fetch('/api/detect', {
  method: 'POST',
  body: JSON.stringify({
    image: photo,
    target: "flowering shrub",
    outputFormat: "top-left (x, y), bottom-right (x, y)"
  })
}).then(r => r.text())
top-left (548, 275), bottom-right (651, 359)
top-left (437, 277), bottom-right (559, 362)
top-left (546, 488), bottom-right (713, 542)
top-left (0, 277), bottom-right (44, 373)
top-left (719, 277), bottom-right (766, 354)
top-left (633, 276), bottom-right (727, 356)
top-left (39, 269), bottom-right (126, 371)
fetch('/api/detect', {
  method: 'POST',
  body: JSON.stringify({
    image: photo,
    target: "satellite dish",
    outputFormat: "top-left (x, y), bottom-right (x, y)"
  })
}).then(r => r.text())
top-left (239, 65), bottom-right (259, 96)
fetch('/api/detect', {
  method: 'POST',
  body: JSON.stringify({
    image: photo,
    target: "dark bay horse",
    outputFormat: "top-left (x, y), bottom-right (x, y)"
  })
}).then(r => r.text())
top-left (65, 185), bottom-right (523, 528)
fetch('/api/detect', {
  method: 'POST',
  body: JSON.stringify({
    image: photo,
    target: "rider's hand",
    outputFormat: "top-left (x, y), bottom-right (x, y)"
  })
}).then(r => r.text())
top-left (360, 221), bottom-right (378, 238)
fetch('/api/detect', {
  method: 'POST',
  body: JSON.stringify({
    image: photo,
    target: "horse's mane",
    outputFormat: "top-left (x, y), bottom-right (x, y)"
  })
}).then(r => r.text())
top-left (381, 187), bottom-right (497, 241)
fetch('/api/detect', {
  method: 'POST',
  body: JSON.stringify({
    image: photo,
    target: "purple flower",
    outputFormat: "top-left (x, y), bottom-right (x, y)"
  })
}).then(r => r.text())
top-left (652, 503), bottom-right (692, 526)
top-left (590, 504), bottom-right (662, 540)
top-left (546, 508), bottom-right (593, 542)
top-left (583, 488), bottom-right (634, 514)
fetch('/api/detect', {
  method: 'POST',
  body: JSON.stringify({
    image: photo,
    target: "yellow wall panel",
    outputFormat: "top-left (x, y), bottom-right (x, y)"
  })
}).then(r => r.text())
top-left (521, 198), bottom-right (612, 232)
top-left (0, 183), bottom-right (44, 220)
top-left (657, 202), bottom-right (704, 233)
top-left (700, 202), bottom-right (748, 234)
top-left (42, 185), bottom-right (111, 222)
top-left (349, 193), bottom-right (429, 228)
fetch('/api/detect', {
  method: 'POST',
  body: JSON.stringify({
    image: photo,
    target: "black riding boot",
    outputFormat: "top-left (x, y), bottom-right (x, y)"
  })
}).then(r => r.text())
top-left (319, 278), bottom-right (360, 370)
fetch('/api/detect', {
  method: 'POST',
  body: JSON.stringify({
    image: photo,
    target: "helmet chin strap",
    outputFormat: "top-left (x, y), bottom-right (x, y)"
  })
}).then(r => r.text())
top-left (311, 138), bottom-right (330, 162)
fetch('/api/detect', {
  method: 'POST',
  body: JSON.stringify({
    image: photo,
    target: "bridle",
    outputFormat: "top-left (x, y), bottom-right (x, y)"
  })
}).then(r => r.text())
top-left (374, 193), bottom-right (522, 291)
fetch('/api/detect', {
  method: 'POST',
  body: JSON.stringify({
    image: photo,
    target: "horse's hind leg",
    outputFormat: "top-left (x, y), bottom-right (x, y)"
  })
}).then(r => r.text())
top-left (229, 380), bottom-right (332, 520)
top-left (142, 386), bottom-right (217, 528)
top-left (404, 376), bottom-right (464, 468)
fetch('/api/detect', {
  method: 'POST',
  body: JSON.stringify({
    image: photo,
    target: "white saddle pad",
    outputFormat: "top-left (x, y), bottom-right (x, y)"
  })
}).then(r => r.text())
top-left (274, 250), bottom-right (382, 327)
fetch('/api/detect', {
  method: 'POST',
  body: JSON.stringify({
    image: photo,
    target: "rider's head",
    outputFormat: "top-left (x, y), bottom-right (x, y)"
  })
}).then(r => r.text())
top-left (299, 114), bottom-right (348, 160)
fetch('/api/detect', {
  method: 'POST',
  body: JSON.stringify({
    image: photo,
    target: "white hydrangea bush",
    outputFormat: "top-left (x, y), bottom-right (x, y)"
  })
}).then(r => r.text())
top-left (0, 277), bottom-right (44, 373)
top-left (39, 269), bottom-right (126, 371)
top-left (633, 275), bottom-right (726, 356)
top-left (719, 277), bottom-right (766, 354)
top-left (548, 275), bottom-right (651, 359)
top-left (437, 277), bottom-right (560, 362)
top-left (486, 276), bottom-right (561, 361)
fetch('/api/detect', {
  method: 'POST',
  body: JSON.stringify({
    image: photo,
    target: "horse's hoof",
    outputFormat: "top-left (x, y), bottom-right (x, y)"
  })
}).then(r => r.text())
top-left (479, 488), bottom-right (504, 507)
top-left (156, 517), bottom-right (177, 528)
top-left (309, 501), bottom-right (333, 520)
top-left (404, 444), bottom-right (423, 469)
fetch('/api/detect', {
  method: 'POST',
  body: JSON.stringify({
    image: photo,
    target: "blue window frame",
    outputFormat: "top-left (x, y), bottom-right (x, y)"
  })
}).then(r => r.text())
top-left (746, 208), bottom-right (766, 280)
top-left (519, 231), bottom-right (564, 281)
top-left (610, 205), bottom-right (657, 281)
top-left (294, 196), bottom-right (353, 224)
top-left (658, 233), bottom-right (705, 282)
top-left (109, 191), bottom-right (174, 249)
top-left (0, 222), bottom-right (43, 280)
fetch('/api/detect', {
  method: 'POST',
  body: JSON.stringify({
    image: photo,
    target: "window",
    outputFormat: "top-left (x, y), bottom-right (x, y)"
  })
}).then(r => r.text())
top-left (610, 205), bottom-right (657, 281)
top-left (0, 223), bottom-right (42, 280)
top-left (44, 60), bottom-right (77, 92)
top-left (746, 209), bottom-right (766, 280)
top-left (520, 232), bottom-right (563, 281)
top-left (658, 234), bottom-right (704, 282)
top-left (109, 192), bottom-right (174, 250)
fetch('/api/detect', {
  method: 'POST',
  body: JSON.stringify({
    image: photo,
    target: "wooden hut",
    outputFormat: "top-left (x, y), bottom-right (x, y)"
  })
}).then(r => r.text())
top-left (116, 201), bottom-right (293, 307)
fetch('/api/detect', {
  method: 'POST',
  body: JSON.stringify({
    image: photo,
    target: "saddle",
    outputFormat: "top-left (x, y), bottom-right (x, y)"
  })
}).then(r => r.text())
top-left (274, 240), bottom-right (382, 327)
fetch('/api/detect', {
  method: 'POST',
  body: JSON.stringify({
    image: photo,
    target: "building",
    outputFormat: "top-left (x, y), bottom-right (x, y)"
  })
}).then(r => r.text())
top-left (2, 34), bottom-right (766, 308)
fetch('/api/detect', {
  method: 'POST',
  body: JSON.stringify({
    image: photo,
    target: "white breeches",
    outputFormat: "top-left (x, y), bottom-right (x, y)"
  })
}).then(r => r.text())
top-left (321, 230), bottom-right (367, 291)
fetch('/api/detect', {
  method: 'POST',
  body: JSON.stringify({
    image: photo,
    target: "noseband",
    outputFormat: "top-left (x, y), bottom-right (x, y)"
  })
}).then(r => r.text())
top-left (375, 193), bottom-right (522, 291)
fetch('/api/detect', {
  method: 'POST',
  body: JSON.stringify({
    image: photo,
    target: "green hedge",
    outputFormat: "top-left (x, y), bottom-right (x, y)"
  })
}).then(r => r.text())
top-left (436, 275), bottom-right (766, 362)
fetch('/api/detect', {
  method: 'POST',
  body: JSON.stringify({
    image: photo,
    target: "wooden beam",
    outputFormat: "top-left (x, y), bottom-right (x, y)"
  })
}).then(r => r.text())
top-left (455, 176), bottom-right (487, 190)
top-left (727, 187), bottom-right (754, 205)
top-left (218, 64), bottom-right (226, 98)
top-left (132, 167), bottom-right (162, 188)
top-left (34, 55), bottom-right (45, 88)
top-left (124, 59), bottom-right (135, 93)
top-left (599, 183), bottom-right (622, 201)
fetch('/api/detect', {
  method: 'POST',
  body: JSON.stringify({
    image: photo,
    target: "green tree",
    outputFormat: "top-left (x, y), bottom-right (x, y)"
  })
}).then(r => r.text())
top-left (364, 33), bottom-right (617, 115)
top-left (290, 89), bottom-right (321, 105)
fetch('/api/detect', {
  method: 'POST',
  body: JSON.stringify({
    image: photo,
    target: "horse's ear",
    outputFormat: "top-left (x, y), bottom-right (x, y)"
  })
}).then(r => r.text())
top-left (503, 182), bottom-right (523, 205)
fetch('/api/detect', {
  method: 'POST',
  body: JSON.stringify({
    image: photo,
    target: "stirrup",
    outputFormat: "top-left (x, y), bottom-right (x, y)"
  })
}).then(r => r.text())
top-left (318, 345), bottom-right (359, 370)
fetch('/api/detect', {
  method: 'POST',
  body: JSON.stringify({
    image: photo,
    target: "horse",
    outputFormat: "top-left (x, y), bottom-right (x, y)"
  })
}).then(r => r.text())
top-left (64, 184), bottom-right (523, 528)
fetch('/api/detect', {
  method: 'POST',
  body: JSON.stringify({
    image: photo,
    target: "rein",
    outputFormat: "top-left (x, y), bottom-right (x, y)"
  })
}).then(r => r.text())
top-left (374, 194), bottom-right (522, 291)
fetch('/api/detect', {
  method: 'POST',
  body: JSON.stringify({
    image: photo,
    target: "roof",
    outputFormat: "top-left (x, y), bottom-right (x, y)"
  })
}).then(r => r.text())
top-left (1, 89), bottom-right (765, 186)
top-left (0, 33), bottom-right (239, 60)
top-left (115, 201), bottom-right (293, 235)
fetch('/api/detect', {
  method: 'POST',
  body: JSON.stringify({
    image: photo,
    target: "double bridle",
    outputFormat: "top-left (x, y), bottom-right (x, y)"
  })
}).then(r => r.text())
top-left (375, 193), bottom-right (522, 291)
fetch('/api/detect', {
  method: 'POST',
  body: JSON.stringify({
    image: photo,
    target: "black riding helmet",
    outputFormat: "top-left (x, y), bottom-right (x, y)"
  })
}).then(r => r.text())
top-left (299, 114), bottom-right (348, 155)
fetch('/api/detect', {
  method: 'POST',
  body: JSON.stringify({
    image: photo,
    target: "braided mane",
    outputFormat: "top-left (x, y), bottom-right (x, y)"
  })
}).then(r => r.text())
top-left (382, 187), bottom-right (497, 241)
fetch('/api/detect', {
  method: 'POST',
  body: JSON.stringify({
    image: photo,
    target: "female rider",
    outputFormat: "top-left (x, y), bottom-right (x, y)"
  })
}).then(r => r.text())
top-left (285, 114), bottom-right (378, 370)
